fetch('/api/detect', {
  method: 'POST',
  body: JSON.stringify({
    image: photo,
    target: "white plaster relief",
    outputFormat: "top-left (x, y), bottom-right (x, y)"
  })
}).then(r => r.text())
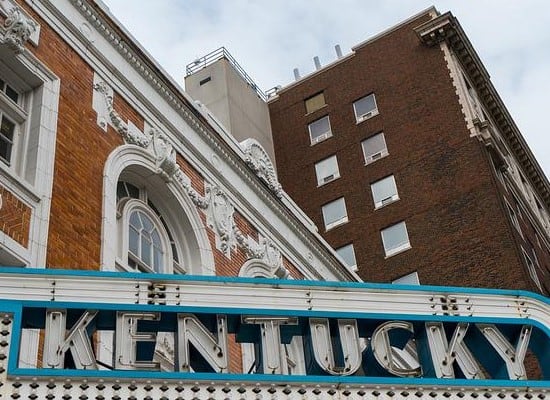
top-left (93, 80), bottom-right (285, 264)
top-left (92, 76), bottom-right (152, 147)
top-left (240, 138), bottom-right (283, 198)
top-left (205, 183), bottom-right (235, 257)
top-left (0, 0), bottom-right (39, 52)
top-left (151, 128), bottom-right (178, 180)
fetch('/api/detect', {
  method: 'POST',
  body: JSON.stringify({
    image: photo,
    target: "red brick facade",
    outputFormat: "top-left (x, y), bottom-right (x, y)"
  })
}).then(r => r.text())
top-left (268, 12), bottom-right (550, 294)
top-left (0, 185), bottom-right (31, 248)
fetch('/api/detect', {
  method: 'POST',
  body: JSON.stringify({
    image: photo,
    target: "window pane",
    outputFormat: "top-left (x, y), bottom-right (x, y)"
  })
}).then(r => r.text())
top-left (354, 94), bottom-right (378, 121)
top-left (315, 155), bottom-right (339, 185)
top-left (308, 116), bottom-right (331, 143)
top-left (129, 211), bottom-right (141, 229)
top-left (128, 226), bottom-right (139, 256)
top-left (371, 175), bottom-right (398, 207)
top-left (381, 221), bottom-right (410, 256)
top-left (392, 272), bottom-right (420, 285)
top-left (362, 133), bottom-right (387, 163)
top-left (141, 212), bottom-right (154, 232)
top-left (322, 197), bottom-right (348, 229)
top-left (5, 85), bottom-right (19, 103)
top-left (0, 116), bottom-right (15, 163)
top-left (305, 92), bottom-right (326, 114)
top-left (153, 247), bottom-right (163, 273)
top-left (141, 236), bottom-right (152, 267)
top-left (336, 244), bottom-right (356, 269)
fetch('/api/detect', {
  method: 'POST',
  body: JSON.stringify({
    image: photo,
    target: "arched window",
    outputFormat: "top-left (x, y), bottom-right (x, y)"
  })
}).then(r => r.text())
top-left (103, 146), bottom-right (214, 275)
top-left (116, 180), bottom-right (185, 274)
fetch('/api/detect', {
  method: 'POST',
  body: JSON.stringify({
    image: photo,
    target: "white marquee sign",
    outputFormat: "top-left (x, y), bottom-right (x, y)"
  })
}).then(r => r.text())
top-left (0, 268), bottom-right (548, 399)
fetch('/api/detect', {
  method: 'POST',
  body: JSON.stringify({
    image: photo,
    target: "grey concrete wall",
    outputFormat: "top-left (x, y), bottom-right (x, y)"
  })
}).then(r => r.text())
top-left (185, 58), bottom-right (276, 170)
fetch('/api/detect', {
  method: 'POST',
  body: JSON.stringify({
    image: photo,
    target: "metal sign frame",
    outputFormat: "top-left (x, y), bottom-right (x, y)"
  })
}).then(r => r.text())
top-left (0, 268), bottom-right (548, 399)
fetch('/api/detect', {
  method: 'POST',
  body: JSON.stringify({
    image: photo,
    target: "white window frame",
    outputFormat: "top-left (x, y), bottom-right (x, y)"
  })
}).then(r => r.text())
top-left (392, 271), bottom-right (420, 285)
top-left (322, 197), bottom-right (348, 231)
top-left (353, 93), bottom-right (379, 123)
top-left (522, 248), bottom-right (543, 292)
top-left (362, 132), bottom-right (388, 165)
top-left (505, 198), bottom-right (522, 238)
top-left (314, 155), bottom-right (340, 186)
top-left (117, 197), bottom-right (174, 274)
top-left (335, 243), bottom-right (357, 271)
top-left (0, 45), bottom-right (60, 269)
top-left (371, 175), bottom-right (399, 209)
top-left (381, 221), bottom-right (411, 257)
top-left (0, 80), bottom-right (26, 167)
top-left (308, 115), bottom-right (332, 145)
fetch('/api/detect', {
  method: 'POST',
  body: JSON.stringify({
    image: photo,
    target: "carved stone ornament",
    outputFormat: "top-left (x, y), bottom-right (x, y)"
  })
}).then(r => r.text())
top-left (240, 138), bottom-right (283, 198)
top-left (92, 79), bottom-right (152, 147)
top-left (258, 235), bottom-right (284, 271)
top-left (233, 226), bottom-right (264, 260)
top-left (151, 129), bottom-right (178, 179)
top-left (205, 184), bottom-right (235, 256)
top-left (0, 2), bottom-right (37, 53)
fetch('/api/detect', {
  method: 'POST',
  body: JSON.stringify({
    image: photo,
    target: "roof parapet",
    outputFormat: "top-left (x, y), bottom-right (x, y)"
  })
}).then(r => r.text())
top-left (415, 12), bottom-right (550, 209)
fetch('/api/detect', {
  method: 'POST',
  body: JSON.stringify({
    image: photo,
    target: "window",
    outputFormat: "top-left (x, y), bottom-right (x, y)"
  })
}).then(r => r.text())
top-left (505, 199), bottom-right (522, 237)
top-left (392, 271), bottom-right (420, 285)
top-left (315, 155), bottom-right (340, 186)
top-left (308, 115), bottom-right (332, 145)
top-left (353, 93), bottom-right (378, 122)
top-left (335, 244), bottom-right (357, 271)
top-left (117, 181), bottom-right (183, 274)
top-left (362, 132), bottom-right (388, 164)
top-left (305, 92), bottom-right (326, 114)
top-left (128, 209), bottom-right (165, 273)
top-left (522, 248), bottom-right (542, 292)
top-left (381, 221), bottom-right (411, 257)
top-left (371, 175), bottom-right (399, 208)
top-left (0, 79), bottom-right (18, 102)
top-left (0, 77), bottom-right (24, 166)
top-left (0, 115), bottom-right (15, 164)
top-left (322, 197), bottom-right (348, 230)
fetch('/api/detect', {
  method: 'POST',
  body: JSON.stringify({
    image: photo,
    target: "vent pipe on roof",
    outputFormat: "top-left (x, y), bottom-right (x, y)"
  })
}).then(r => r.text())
top-left (293, 68), bottom-right (301, 80)
top-left (313, 56), bottom-right (321, 70)
top-left (335, 44), bottom-right (343, 59)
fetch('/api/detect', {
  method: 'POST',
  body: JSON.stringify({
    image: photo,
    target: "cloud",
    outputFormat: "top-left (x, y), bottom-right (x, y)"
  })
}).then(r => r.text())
top-left (101, 0), bottom-right (549, 176)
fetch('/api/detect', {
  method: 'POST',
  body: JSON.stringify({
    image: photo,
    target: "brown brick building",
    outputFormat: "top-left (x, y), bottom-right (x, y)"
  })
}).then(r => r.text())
top-left (267, 8), bottom-right (550, 294)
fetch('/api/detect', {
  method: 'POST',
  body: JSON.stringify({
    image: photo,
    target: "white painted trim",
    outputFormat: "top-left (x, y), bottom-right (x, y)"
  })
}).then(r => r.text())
top-left (23, 0), bottom-right (357, 282)
top-left (0, 42), bottom-right (59, 268)
top-left (101, 145), bottom-right (215, 275)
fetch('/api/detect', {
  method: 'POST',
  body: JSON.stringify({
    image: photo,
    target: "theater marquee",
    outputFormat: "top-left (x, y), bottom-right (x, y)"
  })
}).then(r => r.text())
top-left (0, 268), bottom-right (548, 399)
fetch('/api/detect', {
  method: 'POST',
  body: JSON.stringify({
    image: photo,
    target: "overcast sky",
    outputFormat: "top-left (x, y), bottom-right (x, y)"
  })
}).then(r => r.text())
top-left (101, 1), bottom-right (549, 177)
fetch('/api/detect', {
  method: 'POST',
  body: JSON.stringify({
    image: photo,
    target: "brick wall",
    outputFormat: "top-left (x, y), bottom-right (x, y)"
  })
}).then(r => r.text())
top-left (0, 185), bottom-right (31, 248)
top-left (268, 12), bottom-right (535, 291)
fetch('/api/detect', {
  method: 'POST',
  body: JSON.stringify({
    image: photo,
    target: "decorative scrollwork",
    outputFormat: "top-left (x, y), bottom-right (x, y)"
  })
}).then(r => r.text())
top-left (0, 6), bottom-right (37, 53)
top-left (205, 184), bottom-right (235, 256)
top-left (240, 138), bottom-right (283, 198)
top-left (92, 81), bottom-right (152, 147)
top-left (151, 129), bottom-right (178, 179)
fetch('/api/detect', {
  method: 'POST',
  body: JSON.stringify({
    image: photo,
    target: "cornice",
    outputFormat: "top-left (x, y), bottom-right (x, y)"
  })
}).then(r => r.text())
top-left (415, 12), bottom-right (550, 211)
top-left (31, 0), bottom-right (356, 282)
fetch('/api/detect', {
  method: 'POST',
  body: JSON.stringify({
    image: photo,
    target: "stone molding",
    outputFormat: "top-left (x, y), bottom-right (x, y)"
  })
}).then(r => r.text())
top-left (415, 12), bottom-right (550, 209)
top-left (27, 0), bottom-right (357, 282)
top-left (95, 79), bottom-right (284, 268)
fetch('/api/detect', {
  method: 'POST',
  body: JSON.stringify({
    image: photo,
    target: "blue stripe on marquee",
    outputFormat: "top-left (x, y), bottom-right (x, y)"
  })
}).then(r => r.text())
top-left (2, 298), bottom-right (549, 384)
top-left (1, 268), bottom-right (549, 385)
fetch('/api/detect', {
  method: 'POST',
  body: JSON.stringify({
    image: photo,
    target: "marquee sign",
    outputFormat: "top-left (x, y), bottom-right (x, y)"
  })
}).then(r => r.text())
top-left (0, 268), bottom-right (548, 399)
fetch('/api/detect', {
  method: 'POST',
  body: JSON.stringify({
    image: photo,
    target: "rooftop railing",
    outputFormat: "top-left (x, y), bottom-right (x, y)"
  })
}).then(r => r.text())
top-left (186, 47), bottom-right (268, 101)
